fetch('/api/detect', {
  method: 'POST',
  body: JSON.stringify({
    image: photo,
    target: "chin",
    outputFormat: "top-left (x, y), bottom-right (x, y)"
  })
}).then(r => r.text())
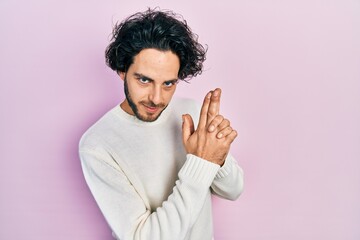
top-left (136, 109), bottom-right (163, 122)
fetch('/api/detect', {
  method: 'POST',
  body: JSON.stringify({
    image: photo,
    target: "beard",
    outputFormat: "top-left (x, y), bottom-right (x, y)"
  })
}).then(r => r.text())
top-left (124, 78), bottom-right (168, 122)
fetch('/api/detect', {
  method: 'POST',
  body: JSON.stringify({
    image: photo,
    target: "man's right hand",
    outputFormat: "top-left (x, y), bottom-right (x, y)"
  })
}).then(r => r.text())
top-left (182, 88), bottom-right (238, 166)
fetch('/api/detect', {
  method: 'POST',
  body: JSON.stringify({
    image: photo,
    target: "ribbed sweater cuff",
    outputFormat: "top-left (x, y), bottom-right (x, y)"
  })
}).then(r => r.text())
top-left (215, 156), bottom-right (232, 179)
top-left (179, 154), bottom-right (220, 186)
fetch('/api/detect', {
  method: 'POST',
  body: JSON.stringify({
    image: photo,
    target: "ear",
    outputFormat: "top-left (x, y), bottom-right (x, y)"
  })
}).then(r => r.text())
top-left (118, 71), bottom-right (126, 81)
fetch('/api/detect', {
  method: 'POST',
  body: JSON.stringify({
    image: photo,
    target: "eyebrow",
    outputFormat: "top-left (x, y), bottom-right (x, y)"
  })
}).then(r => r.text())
top-left (133, 72), bottom-right (178, 84)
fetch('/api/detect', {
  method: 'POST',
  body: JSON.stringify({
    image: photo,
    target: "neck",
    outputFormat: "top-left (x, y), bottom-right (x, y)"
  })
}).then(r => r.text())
top-left (120, 100), bottom-right (134, 116)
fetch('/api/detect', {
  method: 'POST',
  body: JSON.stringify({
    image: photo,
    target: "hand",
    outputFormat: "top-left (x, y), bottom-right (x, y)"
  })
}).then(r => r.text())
top-left (204, 89), bottom-right (235, 139)
top-left (182, 88), bottom-right (238, 165)
top-left (207, 115), bottom-right (233, 139)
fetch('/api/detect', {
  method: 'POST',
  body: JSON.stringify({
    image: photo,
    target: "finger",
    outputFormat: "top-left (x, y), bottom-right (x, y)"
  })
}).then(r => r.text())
top-left (182, 114), bottom-right (195, 143)
top-left (216, 126), bottom-right (233, 139)
top-left (225, 130), bottom-right (238, 144)
top-left (207, 115), bottom-right (224, 132)
top-left (197, 91), bottom-right (212, 130)
top-left (207, 88), bottom-right (221, 125)
top-left (216, 118), bottom-right (230, 132)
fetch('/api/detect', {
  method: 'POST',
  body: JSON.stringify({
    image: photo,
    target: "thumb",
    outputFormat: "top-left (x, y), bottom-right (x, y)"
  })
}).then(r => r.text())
top-left (182, 114), bottom-right (195, 143)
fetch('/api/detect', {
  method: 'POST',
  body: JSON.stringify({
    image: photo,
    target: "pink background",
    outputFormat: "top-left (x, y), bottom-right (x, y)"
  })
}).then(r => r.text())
top-left (1, 0), bottom-right (359, 239)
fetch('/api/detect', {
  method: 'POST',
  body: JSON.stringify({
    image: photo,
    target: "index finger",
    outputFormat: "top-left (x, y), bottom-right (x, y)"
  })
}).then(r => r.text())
top-left (197, 91), bottom-right (212, 130)
top-left (207, 88), bottom-right (221, 125)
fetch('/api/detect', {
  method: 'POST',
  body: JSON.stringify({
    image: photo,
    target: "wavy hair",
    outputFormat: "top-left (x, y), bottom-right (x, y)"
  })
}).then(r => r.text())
top-left (105, 8), bottom-right (207, 81)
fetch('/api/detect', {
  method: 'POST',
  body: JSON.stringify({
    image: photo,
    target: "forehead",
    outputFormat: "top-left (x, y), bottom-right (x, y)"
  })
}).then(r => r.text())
top-left (130, 48), bottom-right (180, 81)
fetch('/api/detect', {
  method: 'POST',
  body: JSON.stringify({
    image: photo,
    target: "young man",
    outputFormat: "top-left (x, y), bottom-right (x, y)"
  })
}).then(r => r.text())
top-left (79, 9), bottom-right (244, 240)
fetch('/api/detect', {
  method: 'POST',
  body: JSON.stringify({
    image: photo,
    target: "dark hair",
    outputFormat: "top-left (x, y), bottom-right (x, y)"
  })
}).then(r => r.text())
top-left (105, 8), bottom-right (207, 81)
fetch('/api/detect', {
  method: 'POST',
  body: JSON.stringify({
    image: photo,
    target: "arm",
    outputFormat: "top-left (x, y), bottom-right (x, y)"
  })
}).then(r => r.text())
top-left (210, 154), bottom-right (244, 200)
top-left (80, 147), bottom-right (220, 240)
top-left (196, 88), bottom-right (244, 200)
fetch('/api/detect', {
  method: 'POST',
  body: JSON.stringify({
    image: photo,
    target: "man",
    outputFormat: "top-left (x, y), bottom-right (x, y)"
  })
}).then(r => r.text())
top-left (79, 8), bottom-right (244, 240)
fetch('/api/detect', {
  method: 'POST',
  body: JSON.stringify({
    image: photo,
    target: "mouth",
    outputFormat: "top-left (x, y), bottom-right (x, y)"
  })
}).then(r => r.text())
top-left (142, 104), bottom-right (159, 113)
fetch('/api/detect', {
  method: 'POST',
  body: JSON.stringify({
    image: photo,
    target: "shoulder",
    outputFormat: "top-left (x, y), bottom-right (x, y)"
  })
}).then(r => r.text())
top-left (79, 106), bottom-right (119, 151)
top-left (170, 97), bottom-right (201, 125)
top-left (170, 97), bottom-right (200, 115)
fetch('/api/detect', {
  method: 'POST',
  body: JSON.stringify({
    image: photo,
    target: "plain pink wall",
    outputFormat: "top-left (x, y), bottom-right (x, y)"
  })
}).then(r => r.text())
top-left (1, 0), bottom-right (359, 239)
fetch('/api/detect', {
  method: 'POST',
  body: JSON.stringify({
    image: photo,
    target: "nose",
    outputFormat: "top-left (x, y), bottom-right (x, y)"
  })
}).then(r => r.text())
top-left (149, 85), bottom-right (162, 105)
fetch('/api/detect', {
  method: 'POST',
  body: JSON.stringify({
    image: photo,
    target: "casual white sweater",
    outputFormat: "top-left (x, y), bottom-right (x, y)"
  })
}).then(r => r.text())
top-left (79, 97), bottom-right (244, 240)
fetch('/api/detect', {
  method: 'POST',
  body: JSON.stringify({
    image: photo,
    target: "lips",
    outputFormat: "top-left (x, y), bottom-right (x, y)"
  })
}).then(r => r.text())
top-left (142, 104), bottom-right (159, 113)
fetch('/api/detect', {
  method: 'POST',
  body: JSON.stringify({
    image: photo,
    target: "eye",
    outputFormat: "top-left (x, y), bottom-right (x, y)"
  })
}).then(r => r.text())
top-left (138, 77), bottom-right (150, 84)
top-left (164, 81), bottom-right (177, 87)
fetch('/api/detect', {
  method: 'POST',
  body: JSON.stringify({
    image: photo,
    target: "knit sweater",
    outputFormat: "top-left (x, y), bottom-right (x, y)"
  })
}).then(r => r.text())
top-left (79, 97), bottom-right (244, 240)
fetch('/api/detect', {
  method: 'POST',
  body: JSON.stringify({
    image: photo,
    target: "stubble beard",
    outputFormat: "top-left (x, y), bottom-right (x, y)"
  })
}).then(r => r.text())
top-left (124, 78), bottom-right (168, 122)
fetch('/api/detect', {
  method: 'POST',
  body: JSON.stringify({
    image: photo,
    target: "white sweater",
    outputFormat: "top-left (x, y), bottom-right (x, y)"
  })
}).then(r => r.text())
top-left (79, 97), bottom-right (244, 240)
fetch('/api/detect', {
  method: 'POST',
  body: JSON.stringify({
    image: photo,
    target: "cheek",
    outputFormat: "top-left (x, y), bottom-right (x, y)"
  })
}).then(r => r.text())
top-left (127, 82), bottom-right (147, 100)
top-left (164, 87), bottom-right (177, 102)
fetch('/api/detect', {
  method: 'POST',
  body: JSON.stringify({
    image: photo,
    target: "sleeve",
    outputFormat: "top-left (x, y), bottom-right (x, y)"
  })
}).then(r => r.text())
top-left (210, 153), bottom-right (244, 200)
top-left (79, 147), bottom-right (220, 240)
top-left (190, 99), bottom-right (244, 201)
